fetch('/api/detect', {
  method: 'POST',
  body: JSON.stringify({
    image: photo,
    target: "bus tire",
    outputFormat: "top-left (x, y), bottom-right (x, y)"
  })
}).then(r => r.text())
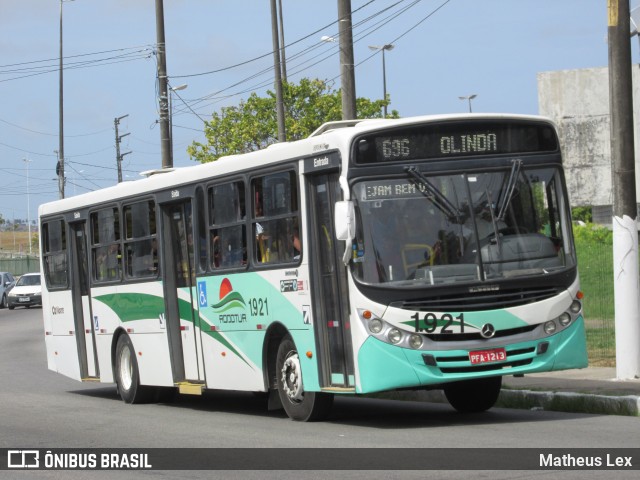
top-left (115, 334), bottom-right (154, 404)
top-left (444, 376), bottom-right (502, 413)
top-left (276, 335), bottom-right (333, 421)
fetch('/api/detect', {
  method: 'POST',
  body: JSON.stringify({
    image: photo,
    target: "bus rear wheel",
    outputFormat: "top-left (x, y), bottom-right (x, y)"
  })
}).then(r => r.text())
top-left (443, 376), bottom-right (502, 413)
top-left (276, 335), bottom-right (333, 421)
top-left (115, 334), bottom-right (154, 404)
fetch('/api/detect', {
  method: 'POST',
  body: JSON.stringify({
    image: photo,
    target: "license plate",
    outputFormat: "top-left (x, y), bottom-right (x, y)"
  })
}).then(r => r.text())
top-left (18, 297), bottom-right (30, 303)
top-left (469, 348), bottom-right (507, 365)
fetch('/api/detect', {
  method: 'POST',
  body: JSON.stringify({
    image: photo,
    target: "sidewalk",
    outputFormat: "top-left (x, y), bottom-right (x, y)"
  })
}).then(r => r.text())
top-left (498, 367), bottom-right (640, 416)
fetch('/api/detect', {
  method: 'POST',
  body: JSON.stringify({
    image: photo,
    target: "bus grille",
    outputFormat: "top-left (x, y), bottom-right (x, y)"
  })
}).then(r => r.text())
top-left (392, 286), bottom-right (561, 312)
top-left (438, 358), bottom-right (533, 374)
top-left (424, 324), bottom-right (537, 342)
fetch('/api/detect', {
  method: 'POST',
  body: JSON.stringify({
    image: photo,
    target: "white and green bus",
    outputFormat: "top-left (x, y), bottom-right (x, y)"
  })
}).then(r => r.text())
top-left (39, 114), bottom-right (587, 421)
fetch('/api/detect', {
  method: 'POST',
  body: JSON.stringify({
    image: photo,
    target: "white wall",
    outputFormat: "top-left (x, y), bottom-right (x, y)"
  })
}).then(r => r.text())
top-left (538, 66), bottom-right (640, 209)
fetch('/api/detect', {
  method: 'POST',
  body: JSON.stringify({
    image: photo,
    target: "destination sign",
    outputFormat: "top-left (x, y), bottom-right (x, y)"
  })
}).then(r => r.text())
top-left (354, 120), bottom-right (558, 164)
top-left (359, 179), bottom-right (430, 201)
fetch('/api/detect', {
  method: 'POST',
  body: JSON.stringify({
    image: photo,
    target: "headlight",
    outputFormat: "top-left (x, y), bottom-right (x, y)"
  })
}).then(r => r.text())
top-left (569, 300), bottom-right (581, 314)
top-left (544, 321), bottom-right (557, 335)
top-left (387, 328), bottom-right (402, 344)
top-left (369, 318), bottom-right (383, 334)
top-left (409, 334), bottom-right (423, 349)
top-left (558, 312), bottom-right (571, 326)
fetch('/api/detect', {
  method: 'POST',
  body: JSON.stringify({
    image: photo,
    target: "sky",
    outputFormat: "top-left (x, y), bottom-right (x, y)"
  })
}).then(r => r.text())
top-left (0, 0), bottom-right (635, 228)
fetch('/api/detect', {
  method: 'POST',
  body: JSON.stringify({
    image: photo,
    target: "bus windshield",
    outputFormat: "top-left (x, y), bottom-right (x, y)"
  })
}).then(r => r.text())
top-left (351, 165), bottom-right (575, 286)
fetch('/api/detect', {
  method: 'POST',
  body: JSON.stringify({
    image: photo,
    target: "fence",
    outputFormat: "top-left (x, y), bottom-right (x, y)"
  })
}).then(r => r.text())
top-left (574, 227), bottom-right (616, 366)
top-left (0, 254), bottom-right (40, 277)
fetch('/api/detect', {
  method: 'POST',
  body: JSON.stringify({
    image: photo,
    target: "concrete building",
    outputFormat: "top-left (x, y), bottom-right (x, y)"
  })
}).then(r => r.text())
top-left (537, 66), bottom-right (640, 224)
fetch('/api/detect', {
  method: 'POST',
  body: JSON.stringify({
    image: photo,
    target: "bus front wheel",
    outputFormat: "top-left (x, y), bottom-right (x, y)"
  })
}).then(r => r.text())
top-left (443, 376), bottom-right (502, 413)
top-left (115, 334), bottom-right (154, 404)
top-left (276, 335), bottom-right (333, 421)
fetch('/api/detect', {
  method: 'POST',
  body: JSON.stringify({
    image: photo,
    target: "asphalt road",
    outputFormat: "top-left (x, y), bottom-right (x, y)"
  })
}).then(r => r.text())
top-left (1, 306), bottom-right (639, 479)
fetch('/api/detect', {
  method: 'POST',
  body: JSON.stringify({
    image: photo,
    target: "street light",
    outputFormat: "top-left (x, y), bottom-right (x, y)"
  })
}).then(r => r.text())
top-left (459, 94), bottom-right (477, 113)
top-left (368, 44), bottom-right (394, 117)
top-left (169, 84), bottom-right (187, 160)
top-left (23, 158), bottom-right (32, 255)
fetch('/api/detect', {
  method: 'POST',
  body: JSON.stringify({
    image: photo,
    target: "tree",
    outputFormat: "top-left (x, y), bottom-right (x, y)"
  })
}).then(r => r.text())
top-left (187, 78), bottom-right (399, 163)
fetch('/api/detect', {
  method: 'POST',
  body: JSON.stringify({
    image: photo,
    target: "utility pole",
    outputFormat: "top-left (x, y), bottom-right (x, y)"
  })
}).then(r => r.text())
top-left (115, 115), bottom-right (131, 183)
top-left (270, 0), bottom-right (286, 142)
top-left (277, 0), bottom-right (287, 82)
top-left (58, 0), bottom-right (66, 199)
top-left (155, 0), bottom-right (172, 169)
top-left (607, 0), bottom-right (640, 380)
top-left (337, 0), bottom-right (356, 120)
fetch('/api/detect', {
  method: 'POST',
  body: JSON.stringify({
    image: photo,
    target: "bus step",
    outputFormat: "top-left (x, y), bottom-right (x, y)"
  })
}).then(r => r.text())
top-left (321, 387), bottom-right (356, 393)
top-left (81, 377), bottom-right (101, 382)
top-left (177, 382), bottom-right (204, 395)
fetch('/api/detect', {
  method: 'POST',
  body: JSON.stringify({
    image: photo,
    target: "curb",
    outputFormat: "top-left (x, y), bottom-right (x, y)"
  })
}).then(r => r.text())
top-left (497, 389), bottom-right (640, 417)
top-left (370, 389), bottom-right (640, 417)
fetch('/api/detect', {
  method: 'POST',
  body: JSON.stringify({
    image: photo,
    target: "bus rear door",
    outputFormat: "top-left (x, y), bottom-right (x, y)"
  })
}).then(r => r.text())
top-left (69, 221), bottom-right (99, 379)
top-left (160, 200), bottom-right (205, 387)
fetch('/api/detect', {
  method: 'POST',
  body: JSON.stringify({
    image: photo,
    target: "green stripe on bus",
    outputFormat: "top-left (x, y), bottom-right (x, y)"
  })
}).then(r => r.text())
top-left (94, 293), bottom-right (165, 322)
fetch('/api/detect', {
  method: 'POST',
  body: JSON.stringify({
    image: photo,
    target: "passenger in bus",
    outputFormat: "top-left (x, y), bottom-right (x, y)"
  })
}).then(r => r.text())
top-left (292, 227), bottom-right (301, 261)
top-left (180, 233), bottom-right (195, 282)
top-left (106, 244), bottom-right (120, 279)
top-left (254, 202), bottom-right (270, 263)
top-left (466, 202), bottom-right (506, 239)
top-left (212, 234), bottom-right (221, 268)
top-left (136, 239), bottom-right (157, 275)
top-left (150, 239), bottom-right (158, 272)
top-left (95, 249), bottom-right (107, 281)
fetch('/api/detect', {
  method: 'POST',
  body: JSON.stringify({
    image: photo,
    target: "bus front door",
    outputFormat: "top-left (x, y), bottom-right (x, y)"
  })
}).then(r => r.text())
top-left (69, 221), bottom-right (99, 379)
top-left (307, 173), bottom-right (355, 390)
top-left (161, 201), bottom-right (204, 384)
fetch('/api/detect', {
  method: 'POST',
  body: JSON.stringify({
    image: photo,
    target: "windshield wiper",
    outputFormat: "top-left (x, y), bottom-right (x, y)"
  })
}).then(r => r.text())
top-left (496, 159), bottom-right (522, 221)
top-left (484, 188), bottom-right (502, 249)
top-left (405, 166), bottom-right (462, 221)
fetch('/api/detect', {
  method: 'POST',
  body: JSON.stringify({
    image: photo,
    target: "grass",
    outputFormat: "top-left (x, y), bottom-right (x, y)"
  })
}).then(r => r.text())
top-left (0, 230), bottom-right (37, 255)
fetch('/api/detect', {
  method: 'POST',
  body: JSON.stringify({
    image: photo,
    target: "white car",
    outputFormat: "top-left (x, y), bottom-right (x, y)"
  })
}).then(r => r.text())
top-left (7, 273), bottom-right (42, 310)
top-left (0, 271), bottom-right (16, 309)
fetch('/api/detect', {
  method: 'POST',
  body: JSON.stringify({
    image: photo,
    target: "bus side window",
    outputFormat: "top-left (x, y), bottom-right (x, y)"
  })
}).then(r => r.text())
top-left (90, 206), bottom-right (121, 283)
top-left (123, 200), bottom-right (158, 279)
top-left (42, 219), bottom-right (68, 289)
top-left (251, 171), bottom-right (301, 266)
top-left (209, 181), bottom-right (246, 270)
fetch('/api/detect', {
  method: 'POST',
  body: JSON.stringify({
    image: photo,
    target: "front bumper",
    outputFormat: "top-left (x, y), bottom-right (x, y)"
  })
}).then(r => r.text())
top-left (8, 294), bottom-right (42, 308)
top-left (356, 316), bottom-right (588, 393)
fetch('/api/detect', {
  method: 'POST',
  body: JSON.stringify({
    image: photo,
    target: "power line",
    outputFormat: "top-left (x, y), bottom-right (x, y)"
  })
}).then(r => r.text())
top-left (0, 117), bottom-right (111, 138)
top-left (173, 0), bottom-right (433, 116)
top-left (0, 44), bottom-right (154, 70)
top-left (170, 0), bottom-right (378, 80)
top-left (0, 49), bottom-right (153, 84)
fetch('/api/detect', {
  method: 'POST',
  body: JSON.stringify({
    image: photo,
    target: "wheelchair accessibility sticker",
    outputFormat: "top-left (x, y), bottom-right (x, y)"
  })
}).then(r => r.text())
top-left (198, 281), bottom-right (208, 308)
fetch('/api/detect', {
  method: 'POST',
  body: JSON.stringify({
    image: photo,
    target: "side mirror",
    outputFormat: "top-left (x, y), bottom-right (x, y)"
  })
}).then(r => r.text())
top-left (334, 201), bottom-right (355, 241)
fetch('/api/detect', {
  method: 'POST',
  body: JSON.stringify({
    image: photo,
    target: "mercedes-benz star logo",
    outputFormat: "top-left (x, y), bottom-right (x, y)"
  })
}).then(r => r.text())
top-left (480, 323), bottom-right (496, 339)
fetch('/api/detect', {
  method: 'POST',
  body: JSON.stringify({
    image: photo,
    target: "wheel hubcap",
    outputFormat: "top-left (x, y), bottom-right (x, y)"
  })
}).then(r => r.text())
top-left (280, 352), bottom-right (304, 403)
top-left (118, 347), bottom-right (133, 391)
